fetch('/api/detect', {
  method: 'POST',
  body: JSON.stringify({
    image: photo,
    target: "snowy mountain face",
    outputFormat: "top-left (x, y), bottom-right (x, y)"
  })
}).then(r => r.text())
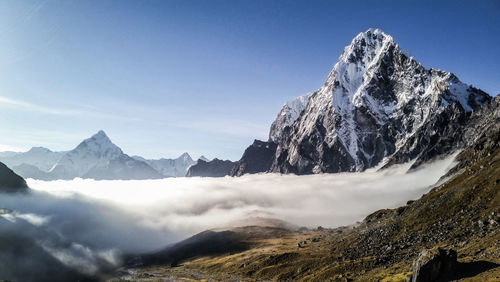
top-left (268, 28), bottom-right (490, 174)
top-left (135, 153), bottom-right (196, 177)
top-left (269, 93), bottom-right (311, 143)
top-left (50, 130), bottom-right (124, 178)
top-left (0, 147), bottom-right (66, 172)
top-left (3, 130), bottom-right (201, 180)
top-left (44, 130), bottom-right (163, 180)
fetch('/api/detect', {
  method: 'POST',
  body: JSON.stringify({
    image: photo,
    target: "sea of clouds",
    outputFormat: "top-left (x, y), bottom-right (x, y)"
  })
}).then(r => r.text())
top-left (0, 154), bottom-right (457, 280)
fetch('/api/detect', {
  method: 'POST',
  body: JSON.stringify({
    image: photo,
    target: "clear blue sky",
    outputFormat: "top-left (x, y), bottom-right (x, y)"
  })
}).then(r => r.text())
top-left (0, 0), bottom-right (499, 160)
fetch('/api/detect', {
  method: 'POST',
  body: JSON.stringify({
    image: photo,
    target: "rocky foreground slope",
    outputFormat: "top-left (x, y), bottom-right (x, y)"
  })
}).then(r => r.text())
top-left (116, 127), bottom-right (500, 280)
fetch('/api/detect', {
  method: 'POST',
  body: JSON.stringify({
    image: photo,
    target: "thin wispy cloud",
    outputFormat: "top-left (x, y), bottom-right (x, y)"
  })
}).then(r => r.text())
top-left (0, 96), bottom-right (138, 121)
top-left (22, 1), bottom-right (46, 23)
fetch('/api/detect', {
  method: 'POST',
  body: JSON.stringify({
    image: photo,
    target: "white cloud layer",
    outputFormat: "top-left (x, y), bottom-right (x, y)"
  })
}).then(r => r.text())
top-left (28, 154), bottom-right (457, 232)
top-left (0, 154), bottom-right (457, 279)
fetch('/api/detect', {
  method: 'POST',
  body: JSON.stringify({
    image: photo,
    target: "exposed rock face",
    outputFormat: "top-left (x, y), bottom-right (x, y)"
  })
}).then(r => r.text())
top-left (383, 102), bottom-right (469, 169)
top-left (408, 248), bottom-right (457, 282)
top-left (186, 158), bottom-right (236, 177)
top-left (230, 140), bottom-right (277, 176)
top-left (0, 162), bottom-right (28, 192)
top-left (268, 28), bottom-right (490, 174)
top-left (463, 94), bottom-right (500, 146)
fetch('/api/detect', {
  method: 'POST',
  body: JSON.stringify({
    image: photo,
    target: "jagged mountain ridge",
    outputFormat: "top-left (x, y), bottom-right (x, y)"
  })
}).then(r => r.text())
top-left (133, 153), bottom-right (196, 177)
top-left (267, 28), bottom-right (490, 174)
top-left (2, 131), bottom-right (209, 180)
top-left (6, 131), bottom-right (162, 180)
top-left (0, 147), bottom-right (66, 172)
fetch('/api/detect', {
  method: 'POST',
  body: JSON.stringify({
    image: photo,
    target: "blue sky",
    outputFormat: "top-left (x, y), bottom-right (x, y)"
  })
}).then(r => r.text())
top-left (0, 0), bottom-right (499, 160)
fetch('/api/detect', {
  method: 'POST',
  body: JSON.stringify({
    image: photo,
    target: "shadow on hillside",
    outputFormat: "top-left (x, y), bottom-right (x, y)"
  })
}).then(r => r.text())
top-left (134, 230), bottom-right (250, 267)
top-left (453, 261), bottom-right (499, 280)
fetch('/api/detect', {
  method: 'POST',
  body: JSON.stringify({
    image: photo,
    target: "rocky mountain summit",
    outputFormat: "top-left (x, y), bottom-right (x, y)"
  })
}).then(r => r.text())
top-left (233, 28), bottom-right (491, 175)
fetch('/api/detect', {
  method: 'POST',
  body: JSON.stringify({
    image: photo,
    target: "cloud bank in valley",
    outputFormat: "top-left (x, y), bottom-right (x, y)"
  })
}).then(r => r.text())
top-left (0, 154), bottom-right (457, 280)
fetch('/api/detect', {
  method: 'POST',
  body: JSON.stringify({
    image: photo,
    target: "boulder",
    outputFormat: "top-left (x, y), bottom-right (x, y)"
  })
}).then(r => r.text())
top-left (408, 248), bottom-right (457, 282)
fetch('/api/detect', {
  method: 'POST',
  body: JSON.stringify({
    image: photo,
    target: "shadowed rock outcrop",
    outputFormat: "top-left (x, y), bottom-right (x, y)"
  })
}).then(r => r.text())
top-left (0, 162), bottom-right (28, 192)
top-left (230, 140), bottom-right (277, 176)
top-left (186, 158), bottom-right (236, 177)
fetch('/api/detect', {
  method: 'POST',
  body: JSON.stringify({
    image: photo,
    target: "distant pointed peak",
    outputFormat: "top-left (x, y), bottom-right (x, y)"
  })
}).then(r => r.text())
top-left (178, 152), bottom-right (193, 162)
top-left (93, 130), bottom-right (108, 138)
top-left (79, 130), bottom-right (121, 152)
top-left (199, 155), bottom-right (210, 162)
top-left (87, 130), bottom-right (114, 144)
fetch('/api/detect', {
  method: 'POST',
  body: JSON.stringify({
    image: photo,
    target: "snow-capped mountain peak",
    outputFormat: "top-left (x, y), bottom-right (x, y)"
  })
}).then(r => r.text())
top-left (50, 130), bottom-right (124, 177)
top-left (75, 130), bottom-right (123, 158)
top-left (268, 28), bottom-right (491, 174)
